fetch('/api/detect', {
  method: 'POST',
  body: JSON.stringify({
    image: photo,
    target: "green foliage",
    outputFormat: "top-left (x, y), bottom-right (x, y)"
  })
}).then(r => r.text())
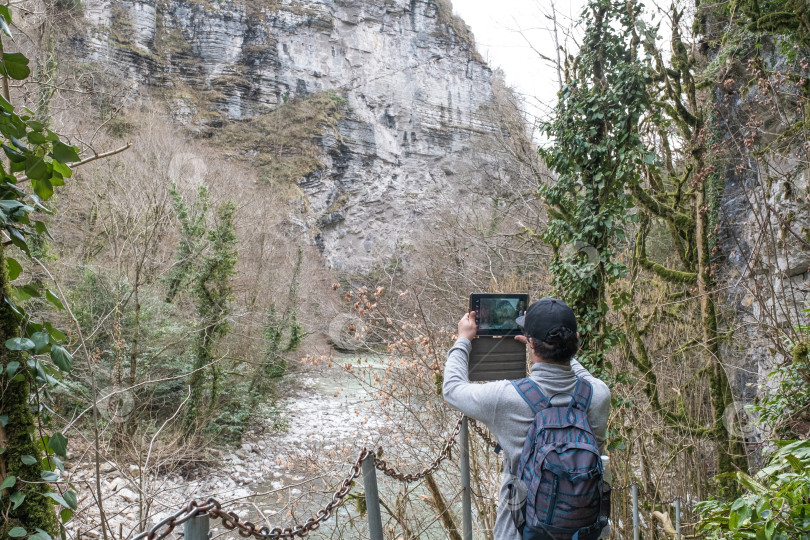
top-left (249, 247), bottom-right (304, 403)
top-left (742, 0), bottom-right (810, 47)
top-left (174, 192), bottom-right (238, 435)
top-left (697, 440), bottom-right (810, 539)
top-left (538, 0), bottom-right (651, 371)
top-left (0, 5), bottom-right (79, 535)
top-left (753, 316), bottom-right (810, 437)
top-left (165, 183), bottom-right (209, 303)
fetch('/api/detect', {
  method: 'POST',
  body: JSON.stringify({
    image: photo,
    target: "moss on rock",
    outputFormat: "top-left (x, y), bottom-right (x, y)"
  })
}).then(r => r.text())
top-left (214, 92), bottom-right (346, 188)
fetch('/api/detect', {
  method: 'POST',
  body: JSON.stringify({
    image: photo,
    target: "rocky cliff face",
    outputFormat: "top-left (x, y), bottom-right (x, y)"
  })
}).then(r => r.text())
top-left (77, 0), bottom-right (515, 272)
top-left (713, 38), bottom-right (810, 442)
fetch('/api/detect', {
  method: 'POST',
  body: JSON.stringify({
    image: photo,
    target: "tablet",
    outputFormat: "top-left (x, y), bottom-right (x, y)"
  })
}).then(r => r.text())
top-left (469, 293), bottom-right (529, 337)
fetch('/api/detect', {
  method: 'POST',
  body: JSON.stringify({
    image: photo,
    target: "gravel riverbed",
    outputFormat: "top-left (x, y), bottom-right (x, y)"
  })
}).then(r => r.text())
top-left (65, 358), bottom-right (391, 539)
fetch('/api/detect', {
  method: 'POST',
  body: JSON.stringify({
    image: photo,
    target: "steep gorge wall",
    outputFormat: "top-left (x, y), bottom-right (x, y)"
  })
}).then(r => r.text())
top-left (74, 0), bottom-right (519, 273)
top-left (710, 32), bottom-right (810, 441)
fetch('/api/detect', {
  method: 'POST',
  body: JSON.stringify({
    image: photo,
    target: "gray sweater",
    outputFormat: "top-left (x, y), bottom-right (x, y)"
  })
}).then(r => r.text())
top-left (442, 337), bottom-right (611, 540)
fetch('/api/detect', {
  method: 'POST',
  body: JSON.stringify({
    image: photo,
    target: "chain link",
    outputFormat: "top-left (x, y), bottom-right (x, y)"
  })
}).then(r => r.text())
top-left (468, 418), bottom-right (498, 450)
top-left (132, 450), bottom-right (370, 540)
top-left (131, 415), bottom-right (467, 539)
top-left (132, 499), bottom-right (220, 540)
top-left (375, 414), bottom-right (463, 481)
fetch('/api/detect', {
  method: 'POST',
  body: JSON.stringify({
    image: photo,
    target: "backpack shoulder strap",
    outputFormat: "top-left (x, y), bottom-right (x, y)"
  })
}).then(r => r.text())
top-left (511, 378), bottom-right (550, 414)
top-left (571, 377), bottom-right (594, 412)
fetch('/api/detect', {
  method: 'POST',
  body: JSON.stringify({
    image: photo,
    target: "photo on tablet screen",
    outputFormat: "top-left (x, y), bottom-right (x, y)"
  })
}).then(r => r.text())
top-left (471, 295), bottom-right (528, 336)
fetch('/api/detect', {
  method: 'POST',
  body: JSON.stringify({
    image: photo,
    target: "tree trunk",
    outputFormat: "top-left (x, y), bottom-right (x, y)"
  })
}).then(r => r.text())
top-left (0, 243), bottom-right (59, 536)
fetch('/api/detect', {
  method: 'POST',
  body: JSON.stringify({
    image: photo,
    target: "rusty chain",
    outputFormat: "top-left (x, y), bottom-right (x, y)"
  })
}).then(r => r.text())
top-left (468, 418), bottom-right (498, 450)
top-left (131, 415), bottom-right (468, 539)
top-left (132, 450), bottom-right (370, 540)
top-left (132, 499), bottom-right (220, 540)
top-left (131, 415), bottom-right (690, 539)
top-left (375, 414), bottom-right (464, 481)
top-left (206, 447), bottom-right (370, 539)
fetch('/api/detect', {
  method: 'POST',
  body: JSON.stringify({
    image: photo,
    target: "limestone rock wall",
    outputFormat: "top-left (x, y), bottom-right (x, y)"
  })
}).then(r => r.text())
top-left (714, 41), bottom-right (810, 442)
top-left (76, 0), bottom-right (513, 272)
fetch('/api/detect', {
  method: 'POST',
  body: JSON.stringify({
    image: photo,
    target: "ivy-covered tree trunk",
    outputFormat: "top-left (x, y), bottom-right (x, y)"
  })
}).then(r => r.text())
top-left (0, 243), bottom-right (59, 537)
top-left (182, 201), bottom-right (237, 435)
top-left (625, 4), bottom-right (749, 483)
top-left (539, 0), bottom-right (650, 372)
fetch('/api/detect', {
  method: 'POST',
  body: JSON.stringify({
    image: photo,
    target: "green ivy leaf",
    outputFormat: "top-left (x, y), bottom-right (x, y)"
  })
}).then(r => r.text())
top-left (9, 491), bottom-right (25, 510)
top-left (6, 257), bottom-right (22, 280)
top-left (13, 283), bottom-right (40, 301)
top-left (6, 360), bottom-right (19, 377)
top-left (45, 289), bottom-right (65, 310)
top-left (21, 454), bottom-right (37, 465)
top-left (51, 142), bottom-right (79, 164)
top-left (0, 474), bottom-right (17, 490)
top-left (49, 345), bottom-right (73, 373)
top-left (44, 492), bottom-right (69, 507)
top-left (27, 132), bottom-right (49, 145)
top-left (2, 52), bottom-right (30, 80)
top-left (40, 470), bottom-right (59, 481)
top-left (44, 323), bottom-right (66, 342)
top-left (60, 508), bottom-right (73, 523)
top-left (48, 455), bottom-right (65, 472)
top-left (34, 221), bottom-right (51, 238)
top-left (32, 178), bottom-right (54, 200)
top-left (52, 160), bottom-right (72, 179)
top-left (7, 225), bottom-right (30, 255)
top-left (6, 337), bottom-right (35, 351)
top-left (8, 526), bottom-right (26, 538)
top-left (31, 331), bottom-right (50, 354)
top-left (0, 14), bottom-right (12, 39)
top-left (48, 432), bottom-right (68, 458)
top-left (24, 155), bottom-right (49, 182)
top-left (63, 491), bottom-right (77, 510)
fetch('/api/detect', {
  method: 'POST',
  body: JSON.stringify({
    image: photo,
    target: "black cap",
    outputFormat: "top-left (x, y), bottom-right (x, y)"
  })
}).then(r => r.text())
top-left (515, 297), bottom-right (577, 342)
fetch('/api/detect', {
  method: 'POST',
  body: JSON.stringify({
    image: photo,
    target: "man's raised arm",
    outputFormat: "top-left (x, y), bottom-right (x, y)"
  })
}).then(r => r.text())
top-left (442, 312), bottom-right (501, 426)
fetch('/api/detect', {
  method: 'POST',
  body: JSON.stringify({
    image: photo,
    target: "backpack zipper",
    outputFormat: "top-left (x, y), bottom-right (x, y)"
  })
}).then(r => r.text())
top-left (545, 474), bottom-right (560, 525)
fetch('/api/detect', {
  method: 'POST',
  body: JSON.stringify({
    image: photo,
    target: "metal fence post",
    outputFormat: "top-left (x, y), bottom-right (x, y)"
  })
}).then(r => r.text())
top-left (362, 453), bottom-right (384, 540)
top-left (460, 416), bottom-right (472, 540)
top-left (632, 483), bottom-right (639, 540)
top-left (183, 514), bottom-right (209, 540)
top-left (675, 497), bottom-right (681, 540)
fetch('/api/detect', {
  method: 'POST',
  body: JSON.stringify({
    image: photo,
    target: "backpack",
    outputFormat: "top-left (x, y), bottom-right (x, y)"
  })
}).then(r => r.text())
top-left (508, 377), bottom-right (608, 540)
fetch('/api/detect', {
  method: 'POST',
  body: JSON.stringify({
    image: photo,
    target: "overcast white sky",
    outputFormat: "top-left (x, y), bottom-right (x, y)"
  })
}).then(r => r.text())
top-left (451, 0), bottom-right (587, 123)
top-left (451, 1), bottom-right (678, 127)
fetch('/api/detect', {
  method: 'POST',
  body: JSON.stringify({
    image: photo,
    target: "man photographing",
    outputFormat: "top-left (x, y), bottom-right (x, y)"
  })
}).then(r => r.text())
top-left (443, 297), bottom-right (611, 540)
